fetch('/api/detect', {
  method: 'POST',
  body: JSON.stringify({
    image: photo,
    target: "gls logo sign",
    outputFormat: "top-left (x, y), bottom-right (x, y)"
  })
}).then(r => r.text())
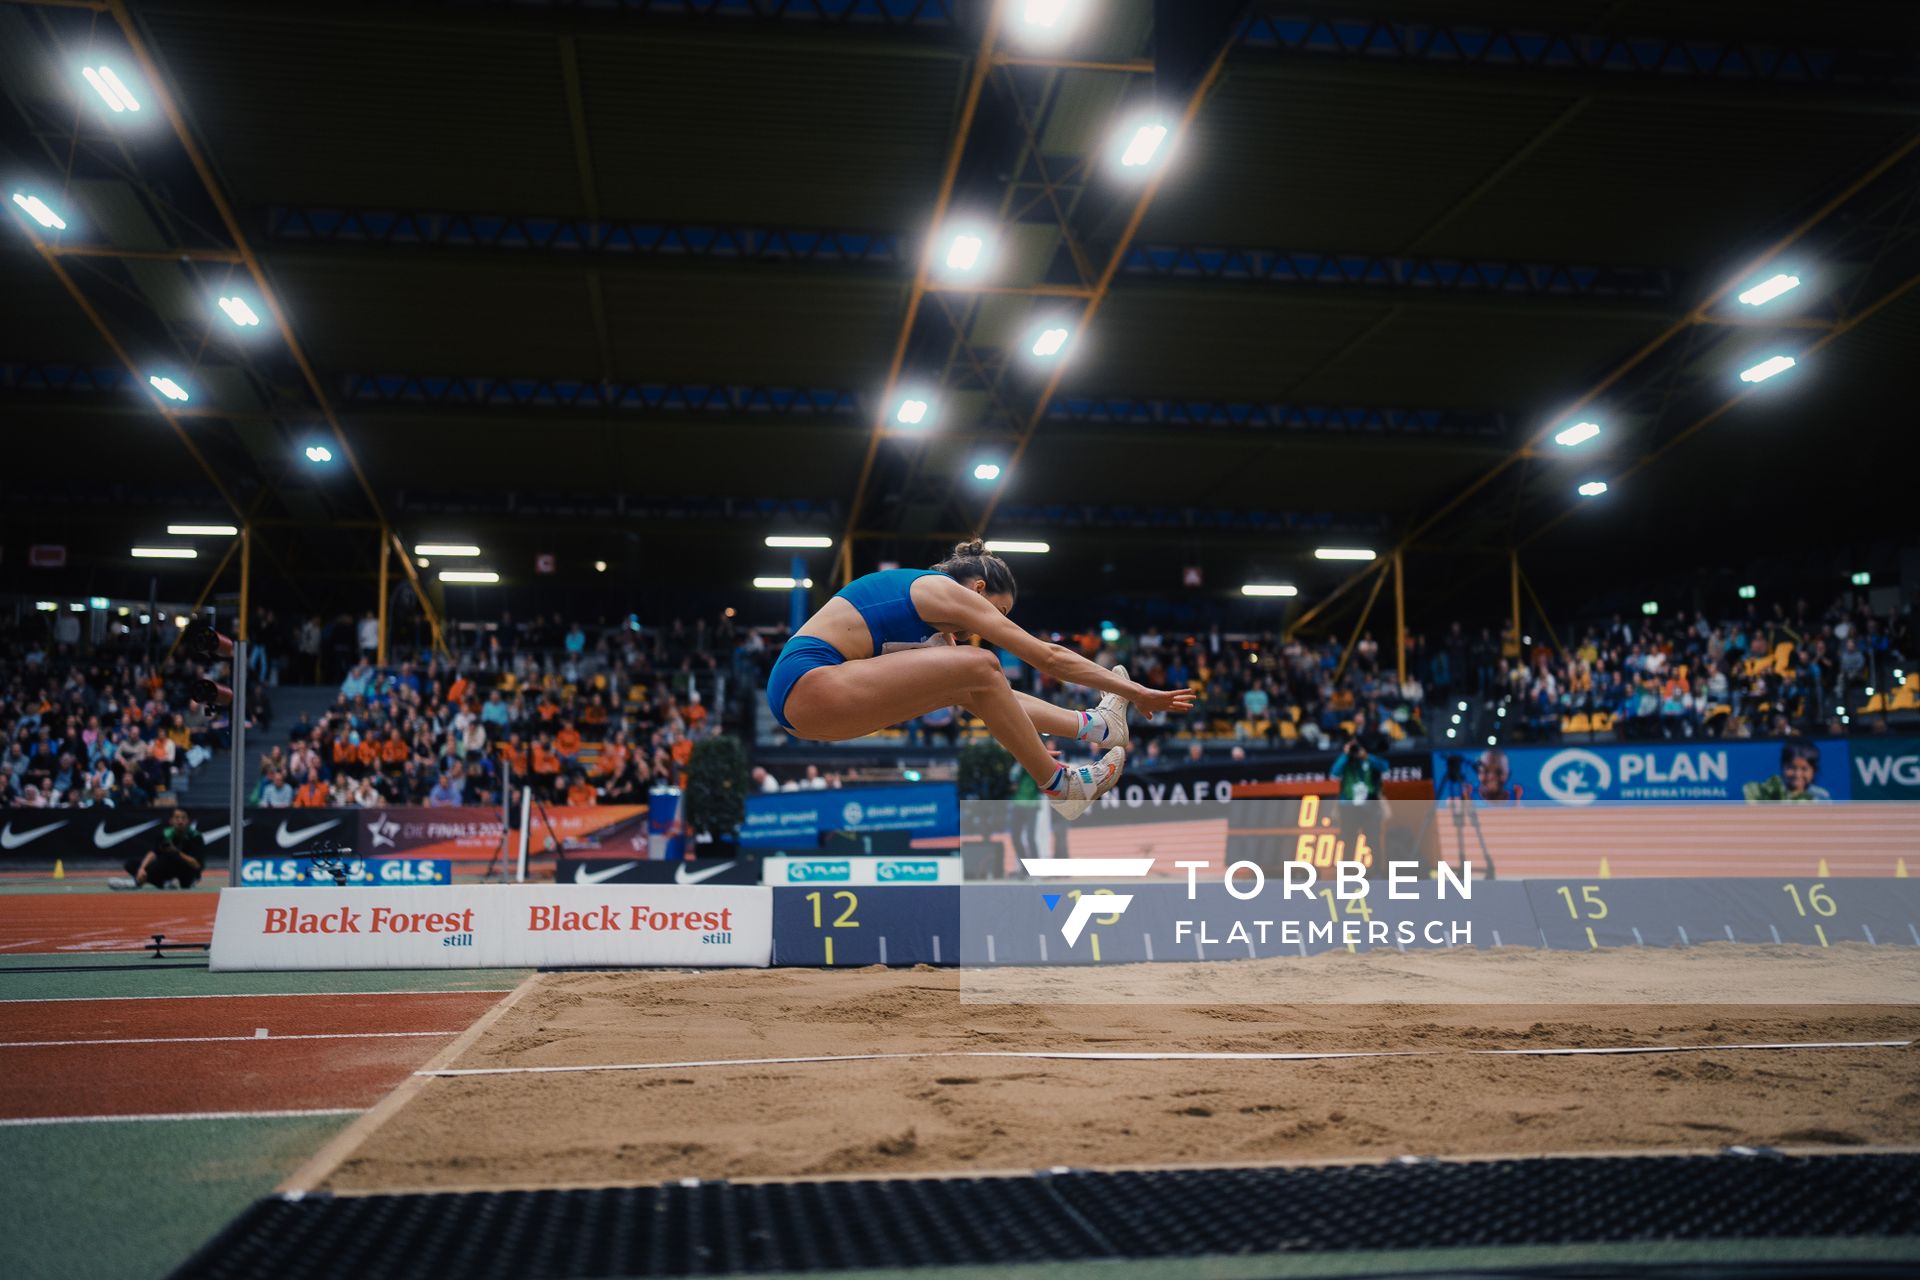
top-left (1021, 857), bottom-right (1155, 947)
top-left (1538, 749), bottom-right (1612, 806)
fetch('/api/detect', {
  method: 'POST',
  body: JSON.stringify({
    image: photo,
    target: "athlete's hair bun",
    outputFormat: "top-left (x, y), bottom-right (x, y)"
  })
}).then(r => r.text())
top-left (933, 538), bottom-right (1017, 600)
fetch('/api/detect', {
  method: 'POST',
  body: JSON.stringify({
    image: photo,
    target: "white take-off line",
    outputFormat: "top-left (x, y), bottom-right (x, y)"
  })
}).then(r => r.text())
top-left (415, 1039), bottom-right (1915, 1080)
top-left (0, 1107), bottom-right (362, 1128)
top-left (280, 973), bottom-right (544, 1194)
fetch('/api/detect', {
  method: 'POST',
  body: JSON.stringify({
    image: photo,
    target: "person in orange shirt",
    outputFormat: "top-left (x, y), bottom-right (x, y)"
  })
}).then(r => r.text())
top-left (380, 730), bottom-right (409, 772)
top-left (331, 734), bottom-right (357, 777)
top-left (553, 721), bottom-right (583, 768)
top-left (565, 774), bottom-right (597, 807)
top-left (670, 737), bottom-right (694, 769)
top-left (355, 734), bottom-right (380, 773)
top-left (595, 734), bottom-right (629, 780)
top-left (497, 735), bottom-right (528, 776)
top-left (293, 778), bottom-right (329, 807)
top-left (531, 734), bottom-right (560, 777)
top-left (683, 696), bottom-right (707, 731)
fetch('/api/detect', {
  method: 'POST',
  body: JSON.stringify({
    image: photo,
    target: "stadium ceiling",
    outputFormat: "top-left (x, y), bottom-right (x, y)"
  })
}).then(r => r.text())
top-left (1, 0), bottom-right (1917, 623)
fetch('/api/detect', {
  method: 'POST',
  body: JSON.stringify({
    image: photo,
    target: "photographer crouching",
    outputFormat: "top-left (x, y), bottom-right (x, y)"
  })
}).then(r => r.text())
top-left (107, 810), bottom-right (206, 891)
top-left (1329, 737), bottom-right (1387, 866)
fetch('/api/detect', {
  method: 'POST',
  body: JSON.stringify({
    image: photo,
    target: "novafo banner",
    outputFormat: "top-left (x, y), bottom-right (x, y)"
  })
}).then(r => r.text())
top-left (1849, 738), bottom-right (1920, 800)
top-left (1437, 740), bottom-right (1854, 806)
top-left (239, 857), bottom-right (453, 887)
top-left (761, 855), bottom-right (963, 886)
top-left (208, 883), bottom-right (772, 970)
top-left (740, 784), bottom-right (959, 850)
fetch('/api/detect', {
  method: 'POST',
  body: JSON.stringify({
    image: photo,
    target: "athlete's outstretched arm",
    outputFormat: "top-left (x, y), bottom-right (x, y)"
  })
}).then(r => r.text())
top-left (917, 577), bottom-right (1196, 718)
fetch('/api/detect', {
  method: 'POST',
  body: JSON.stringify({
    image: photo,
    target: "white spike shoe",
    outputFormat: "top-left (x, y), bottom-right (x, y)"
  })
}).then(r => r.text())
top-left (1045, 746), bottom-right (1126, 821)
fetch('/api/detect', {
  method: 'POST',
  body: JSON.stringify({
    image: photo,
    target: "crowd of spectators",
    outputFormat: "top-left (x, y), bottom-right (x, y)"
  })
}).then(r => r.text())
top-left (1455, 594), bottom-right (1910, 742)
top-left (252, 611), bottom-right (744, 810)
top-left (0, 619), bottom-right (224, 809)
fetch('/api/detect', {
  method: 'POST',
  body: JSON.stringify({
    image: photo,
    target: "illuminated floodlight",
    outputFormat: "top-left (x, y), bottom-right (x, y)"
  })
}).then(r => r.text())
top-left (167, 523), bottom-right (238, 536)
top-left (1739, 354), bottom-right (1796, 384)
top-left (9, 192), bottom-right (67, 230)
top-left (34, 601), bottom-right (56, 612)
top-left (88, 596), bottom-right (109, 610)
top-left (1029, 325), bottom-right (1071, 359)
top-left (438, 570), bottom-right (500, 584)
top-left (765, 535), bottom-right (833, 549)
top-left (82, 65), bottom-right (140, 112)
top-left (984, 540), bottom-right (1050, 554)
top-left (594, 560), bottom-right (608, 573)
top-left (414, 544), bottom-right (480, 557)
top-left (1851, 571), bottom-right (1871, 586)
top-left (1240, 584), bottom-right (1298, 597)
top-left (940, 228), bottom-right (987, 274)
top-left (1116, 119), bottom-right (1170, 170)
top-left (217, 295), bottom-right (261, 326)
top-left (894, 396), bottom-right (930, 427)
top-left (1737, 273), bottom-right (1800, 307)
top-left (147, 374), bottom-right (189, 402)
top-left (753, 576), bottom-right (815, 590)
top-left (1314, 548), bottom-right (1375, 561)
top-left (1577, 480), bottom-right (1608, 497)
top-left (972, 462), bottom-right (1001, 481)
top-left (1642, 601), bottom-right (1659, 615)
top-left (1738, 584), bottom-right (1757, 599)
top-left (68, 603), bottom-right (85, 612)
top-left (304, 444), bottom-right (333, 463)
top-left (1554, 421), bottom-right (1600, 447)
top-left (1016, 0), bottom-right (1086, 41)
top-left (131, 547), bottom-right (196, 559)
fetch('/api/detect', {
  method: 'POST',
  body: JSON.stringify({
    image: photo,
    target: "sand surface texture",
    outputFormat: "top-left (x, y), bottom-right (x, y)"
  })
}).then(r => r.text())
top-left (325, 947), bottom-right (1920, 1191)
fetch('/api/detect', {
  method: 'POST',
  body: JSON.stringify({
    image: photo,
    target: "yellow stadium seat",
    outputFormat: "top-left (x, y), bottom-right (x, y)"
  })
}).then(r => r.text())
top-left (1591, 711), bottom-right (1615, 732)
top-left (1861, 693), bottom-right (1889, 715)
top-left (1384, 719), bottom-right (1406, 740)
top-left (1893, 686), bottom-right (1919, 712)
top-left (1562, 714), bottom-right (1591, 735)
top-left (1279, 719), bottom-right (1299, 740)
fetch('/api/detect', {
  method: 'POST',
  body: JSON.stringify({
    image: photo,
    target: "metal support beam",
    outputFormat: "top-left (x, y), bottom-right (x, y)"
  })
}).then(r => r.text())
top-left (1299, 128), bottom-right (1920, 621)
top-left (1333, 560), bottom-right (1391, 682)
top-left (1522, 264), bottom-right (1920, 547)
top-left (377, 528), bottom-right (391, 667)
top-left (104, 0), bottom-right (447, 650)
top-left (1517, 561), bottom-right (1566, 663)
top-left (837, 0), bottom-right (1005, 586)
top-left (971, 16), bottom-right (1243, 539)
top-left (44, 243), bottom-right (246, 264)
top-left (1508, 548), bottom-right (1522, 660)
top-left (1392, 550), bottom-right (1406, 685)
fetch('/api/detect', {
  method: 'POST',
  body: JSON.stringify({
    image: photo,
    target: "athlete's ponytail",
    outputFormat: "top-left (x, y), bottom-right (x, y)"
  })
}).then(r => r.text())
top-left (933, 538), bottom-right (1017, 600)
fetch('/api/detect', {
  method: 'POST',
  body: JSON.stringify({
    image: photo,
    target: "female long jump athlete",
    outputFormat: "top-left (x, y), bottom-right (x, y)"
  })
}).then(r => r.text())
top-left (766, 540), bottom-right (1196, 818)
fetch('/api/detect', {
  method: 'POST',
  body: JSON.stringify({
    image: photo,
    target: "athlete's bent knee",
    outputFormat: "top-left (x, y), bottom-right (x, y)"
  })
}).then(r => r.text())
top-left (953, 645), bottom-right (1003, 688)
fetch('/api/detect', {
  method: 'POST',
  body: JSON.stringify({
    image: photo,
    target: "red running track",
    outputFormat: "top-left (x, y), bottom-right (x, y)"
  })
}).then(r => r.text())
top-left (0, 892), bottom-right (217, 954)
top-left (0, 991), bottom-right (504, 1120)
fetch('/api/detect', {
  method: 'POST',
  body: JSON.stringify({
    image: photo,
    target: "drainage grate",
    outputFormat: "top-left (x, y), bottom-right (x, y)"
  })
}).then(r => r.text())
top-left (170, 1153), bottom-right (1920, 1279)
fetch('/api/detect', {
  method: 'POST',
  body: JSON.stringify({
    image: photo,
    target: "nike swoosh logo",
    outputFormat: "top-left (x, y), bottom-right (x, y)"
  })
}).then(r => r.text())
top-left (277, 819), bottom-right (341, 848)
top-left (0, 820), bottom-right (68, 850)
top-left (94, 820), bottom-right (161, 849)
top-left (573, 861), bottom-right (639, 885)
top-left (674, 860), bottom-right (737, 885)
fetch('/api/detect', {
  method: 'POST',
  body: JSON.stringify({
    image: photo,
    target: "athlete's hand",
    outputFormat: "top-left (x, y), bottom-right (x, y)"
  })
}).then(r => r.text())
top-left (1132, 683), bottom-right (1197, 719)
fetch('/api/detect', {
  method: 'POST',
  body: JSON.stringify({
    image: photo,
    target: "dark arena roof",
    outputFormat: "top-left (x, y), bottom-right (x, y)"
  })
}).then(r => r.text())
top-left (2, 0), bottom-right (1917, 626)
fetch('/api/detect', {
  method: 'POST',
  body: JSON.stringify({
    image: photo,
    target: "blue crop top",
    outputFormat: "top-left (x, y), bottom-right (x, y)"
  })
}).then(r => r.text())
top-left (835, 569), bottom-right (944, 654)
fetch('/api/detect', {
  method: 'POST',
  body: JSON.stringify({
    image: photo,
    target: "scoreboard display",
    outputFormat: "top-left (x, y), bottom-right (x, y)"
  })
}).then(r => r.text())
top-left (1225, 780), bottom-right (1437, 877)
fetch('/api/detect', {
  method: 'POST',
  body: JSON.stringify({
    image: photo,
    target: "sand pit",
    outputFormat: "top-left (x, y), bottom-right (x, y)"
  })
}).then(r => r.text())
top-left (320, 947), bottom-right (1920, 1192)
